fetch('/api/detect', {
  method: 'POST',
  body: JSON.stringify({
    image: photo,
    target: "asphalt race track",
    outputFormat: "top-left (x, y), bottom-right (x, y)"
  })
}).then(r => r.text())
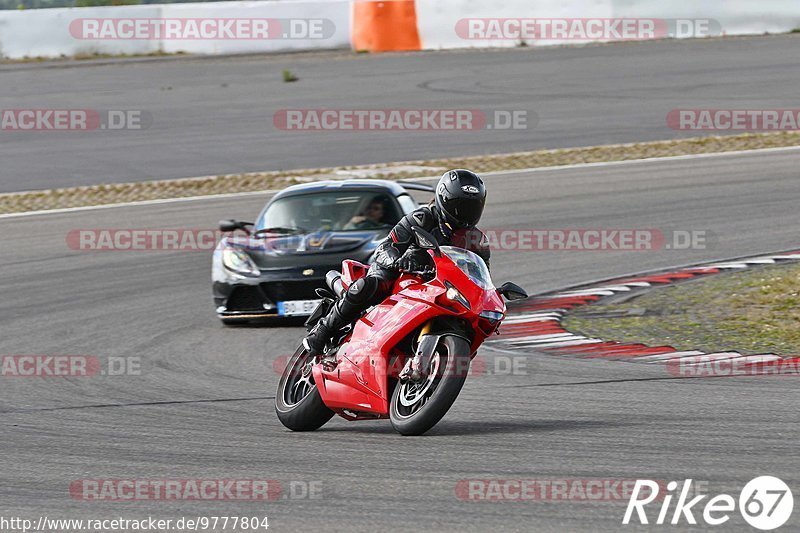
top-left (2, 148), bottom-right (799, 531)
top-left (1, 34), bottom-right (800, 193)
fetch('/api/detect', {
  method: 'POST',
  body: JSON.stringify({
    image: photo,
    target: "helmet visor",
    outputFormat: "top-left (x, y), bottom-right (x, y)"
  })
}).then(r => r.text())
top-left (442, 196), bottom-right (484, 228)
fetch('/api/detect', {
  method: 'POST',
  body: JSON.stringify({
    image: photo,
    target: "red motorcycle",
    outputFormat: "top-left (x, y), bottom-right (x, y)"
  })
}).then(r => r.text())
top-left (275, 228), bottom-right (527, 436)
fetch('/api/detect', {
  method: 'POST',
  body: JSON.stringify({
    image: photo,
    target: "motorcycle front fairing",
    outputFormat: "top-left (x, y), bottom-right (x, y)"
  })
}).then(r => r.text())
top-left (312, 278), bottom-right (446, 418)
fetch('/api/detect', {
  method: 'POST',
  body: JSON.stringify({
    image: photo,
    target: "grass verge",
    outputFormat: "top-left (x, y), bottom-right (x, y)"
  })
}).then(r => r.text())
top-left (564, 262), bottom-right (800, 355)
top-left (0, 50), bottom-right (187, 64)
top-left (2, 131), bottom-right (800, 214)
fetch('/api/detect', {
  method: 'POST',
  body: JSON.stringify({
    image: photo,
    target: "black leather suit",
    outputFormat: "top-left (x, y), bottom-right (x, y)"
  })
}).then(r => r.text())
top-left (317, 204), bottom-right (491, 335)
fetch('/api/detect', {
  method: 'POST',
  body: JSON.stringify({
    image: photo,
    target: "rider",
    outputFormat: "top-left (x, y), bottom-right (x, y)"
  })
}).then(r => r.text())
top-left (303, 169), bottom-right (490, 357)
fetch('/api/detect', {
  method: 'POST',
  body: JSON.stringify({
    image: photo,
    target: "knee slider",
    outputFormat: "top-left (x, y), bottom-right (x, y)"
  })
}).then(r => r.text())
top-left (345, 276), bottom-right (379, 306)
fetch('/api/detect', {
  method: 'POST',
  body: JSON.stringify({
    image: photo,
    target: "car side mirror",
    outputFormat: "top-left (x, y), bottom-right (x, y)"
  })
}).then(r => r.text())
top-left (412, 227), bottom-right (440, 254)
top-left (219, 219), bottom-right (253, 234)
top-left (498, 282), bottom-right (528, 301)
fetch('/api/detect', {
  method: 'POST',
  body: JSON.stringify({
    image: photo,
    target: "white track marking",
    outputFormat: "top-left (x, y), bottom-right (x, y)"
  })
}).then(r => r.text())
top-left (524, 338), bottom-right (605, 348)
top-left (550, 289), bottom-right (616, 297)
top-left (502, 317), bottom-right (562, 325)
top-left (3, 145), bottom-right (800, 219)
top-left (504, 333), bottom-right (580, 344)
top-left (666, 352), bottom-right (744, 364)
top-left (730, 354), bottom-right (783, 363)
top-left (0, 189), bottom-right (280, 220)
top-left (637, 351), bottom-right (706, 363)
top-left (474, 144), bottom-right (800, 178)
top-left (707, 262), bottom-right (750, 269)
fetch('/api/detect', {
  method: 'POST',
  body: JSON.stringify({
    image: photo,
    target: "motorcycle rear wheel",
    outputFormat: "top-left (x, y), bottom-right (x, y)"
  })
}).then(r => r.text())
top-left (389, 335), bottom-right (471, 436)
top-left (275, 346), bottom-right (334, 431)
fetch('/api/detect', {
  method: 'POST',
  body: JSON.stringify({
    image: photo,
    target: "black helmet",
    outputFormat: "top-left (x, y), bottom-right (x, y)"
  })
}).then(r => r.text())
top-left (434, 169), bottom-right (486, 229)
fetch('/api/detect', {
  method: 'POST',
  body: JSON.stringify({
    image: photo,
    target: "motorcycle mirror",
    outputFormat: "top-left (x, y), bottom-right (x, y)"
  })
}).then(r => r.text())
top-left (219, 219), bottom-right (253, 234)
top-left (412, 227), bottom-right (440, 253)
top-left (498, 282), bottom-right (528, 301)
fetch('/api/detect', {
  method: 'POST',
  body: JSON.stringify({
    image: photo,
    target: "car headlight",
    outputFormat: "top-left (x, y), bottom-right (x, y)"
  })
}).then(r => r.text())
top-left (221, 247), bottom-right (260, 276)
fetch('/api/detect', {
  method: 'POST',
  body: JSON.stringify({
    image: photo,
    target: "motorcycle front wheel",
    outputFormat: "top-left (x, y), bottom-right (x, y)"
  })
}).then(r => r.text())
top-left (389, 335), bottom-right (471, 436)
top-left (275, 346), bottom-right (334, 431)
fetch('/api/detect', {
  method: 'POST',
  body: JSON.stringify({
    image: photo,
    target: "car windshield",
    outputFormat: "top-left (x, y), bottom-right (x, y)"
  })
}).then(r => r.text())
top-left (255, 191), bottom-right (404, 234)
top-left (440, 246), bottom-right (493, 289)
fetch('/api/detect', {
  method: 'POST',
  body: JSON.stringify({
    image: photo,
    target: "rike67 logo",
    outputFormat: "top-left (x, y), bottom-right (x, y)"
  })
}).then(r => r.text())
top-left (624, 477), bottom-right (794, 530)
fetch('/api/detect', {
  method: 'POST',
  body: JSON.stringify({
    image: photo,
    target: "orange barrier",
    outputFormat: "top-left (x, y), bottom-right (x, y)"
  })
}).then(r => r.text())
top-left (351, 0), bottom-right (421, 52)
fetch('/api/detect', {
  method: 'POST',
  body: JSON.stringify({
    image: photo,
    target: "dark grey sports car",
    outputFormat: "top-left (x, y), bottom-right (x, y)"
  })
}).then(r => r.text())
top-left (212, 179), bottom-right (431, 324)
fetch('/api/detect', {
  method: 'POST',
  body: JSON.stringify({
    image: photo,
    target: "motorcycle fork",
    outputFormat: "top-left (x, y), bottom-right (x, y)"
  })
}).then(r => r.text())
top-left (402, 322), bottom-right (438, 381)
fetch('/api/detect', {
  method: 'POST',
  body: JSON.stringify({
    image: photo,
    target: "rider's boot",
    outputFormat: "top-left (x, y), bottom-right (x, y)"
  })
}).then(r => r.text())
top-left (302, 298), bottom-right (361, 358)
top-left (303, 275), bottom-right (380, 361)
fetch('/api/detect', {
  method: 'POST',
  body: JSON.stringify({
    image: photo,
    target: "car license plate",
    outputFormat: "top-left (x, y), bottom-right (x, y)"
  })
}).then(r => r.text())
top-left (278, 299), bottom-right (322, 316)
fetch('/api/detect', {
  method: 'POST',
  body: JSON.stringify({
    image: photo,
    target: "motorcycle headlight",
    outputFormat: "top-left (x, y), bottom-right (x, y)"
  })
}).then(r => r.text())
top-left (443, 281), bottom-right (470, 310)
top-left (221, 247), bottom-right (260, 276)
top-left (479, 310), bottom-right (504, 322)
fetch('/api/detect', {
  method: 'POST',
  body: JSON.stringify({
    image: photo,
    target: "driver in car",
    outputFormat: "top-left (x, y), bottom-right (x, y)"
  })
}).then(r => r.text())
top-left (304, 169), bottom-right (491, 357)
top-left (345, 196), bottom-right (389, 230)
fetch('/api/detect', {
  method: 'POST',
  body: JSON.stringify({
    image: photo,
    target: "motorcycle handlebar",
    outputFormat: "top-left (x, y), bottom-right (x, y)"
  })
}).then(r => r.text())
top-left (401, 267), bottom-right (436, 278)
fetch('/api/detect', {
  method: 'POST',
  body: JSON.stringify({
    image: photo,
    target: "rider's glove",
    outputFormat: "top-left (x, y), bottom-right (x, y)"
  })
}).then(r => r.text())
top-left (396, 249), bottom-right (432, 274)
